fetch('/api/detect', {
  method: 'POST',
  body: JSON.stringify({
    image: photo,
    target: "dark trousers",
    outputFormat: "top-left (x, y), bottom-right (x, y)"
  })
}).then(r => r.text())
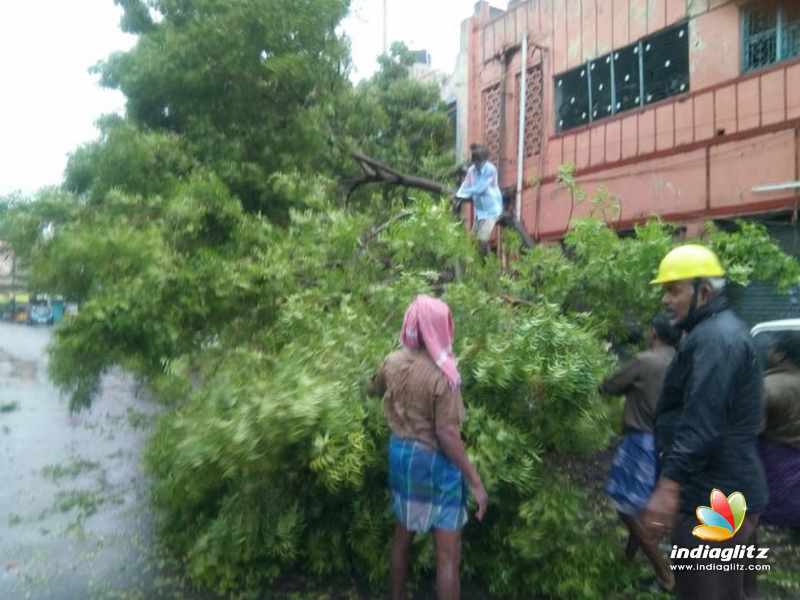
top-left (671, 512), bottom-right (760, 600)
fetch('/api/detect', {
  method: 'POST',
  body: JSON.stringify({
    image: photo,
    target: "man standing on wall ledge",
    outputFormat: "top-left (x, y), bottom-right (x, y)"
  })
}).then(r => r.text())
top-left (454, 143), bottom-right (503, 256)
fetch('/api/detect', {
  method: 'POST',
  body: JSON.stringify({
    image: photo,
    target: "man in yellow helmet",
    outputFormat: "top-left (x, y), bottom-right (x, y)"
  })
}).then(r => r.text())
top-left (642, 244), bottom-right (767, 600)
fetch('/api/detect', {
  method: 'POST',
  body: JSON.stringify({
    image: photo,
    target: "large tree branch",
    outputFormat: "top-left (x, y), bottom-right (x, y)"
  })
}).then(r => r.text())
top-left (348, 151), bottom-right (535, 250)
top-left (348, 151), bottom-right (452, 197)
top-left (343, 174), bottom-right (384, 199)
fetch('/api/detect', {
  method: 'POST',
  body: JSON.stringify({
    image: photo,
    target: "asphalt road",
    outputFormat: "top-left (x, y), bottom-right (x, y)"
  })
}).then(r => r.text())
top-left (0, 322), bottom-right (211, 599)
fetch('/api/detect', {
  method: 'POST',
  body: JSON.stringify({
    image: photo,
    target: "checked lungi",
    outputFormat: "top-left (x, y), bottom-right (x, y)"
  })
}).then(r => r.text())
top-left (605, 431), bottom-right (658, 516)
top-left (388, 435), bottom-right (468, 532)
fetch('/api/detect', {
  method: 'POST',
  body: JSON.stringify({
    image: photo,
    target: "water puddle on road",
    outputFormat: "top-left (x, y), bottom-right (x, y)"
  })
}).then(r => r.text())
top-left (0, 324), bottom-right (217, 600)
top-left (0, 348), bottom-right (38, 384)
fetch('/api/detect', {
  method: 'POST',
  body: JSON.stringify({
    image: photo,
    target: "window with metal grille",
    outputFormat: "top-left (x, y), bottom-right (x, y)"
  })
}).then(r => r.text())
top-left (743, 2), bottom-right (800, 72)
top-left (555, 66), bottom-right (590, 132)
top-left (554, 22), bottom-right (689, 133)
top-left (589, 54), bottom-right (613, 120)
top-left (613, 43), bottom-right (641, 113)
top-left (643, 25), bottom-right (689, 105)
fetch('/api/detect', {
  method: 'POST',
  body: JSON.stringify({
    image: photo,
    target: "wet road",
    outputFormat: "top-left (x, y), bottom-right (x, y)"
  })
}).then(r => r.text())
top-left (0, 323), bottom-right (206, 599)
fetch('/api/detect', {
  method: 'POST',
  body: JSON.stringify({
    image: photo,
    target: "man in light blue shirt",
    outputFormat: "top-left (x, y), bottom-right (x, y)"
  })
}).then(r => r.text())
top-left (455, 144), bottom-right (503, 255)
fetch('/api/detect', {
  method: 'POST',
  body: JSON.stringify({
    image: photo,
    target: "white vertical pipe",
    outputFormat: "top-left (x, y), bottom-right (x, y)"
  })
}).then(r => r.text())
top-left (515, 34), bottom-right (528, 222)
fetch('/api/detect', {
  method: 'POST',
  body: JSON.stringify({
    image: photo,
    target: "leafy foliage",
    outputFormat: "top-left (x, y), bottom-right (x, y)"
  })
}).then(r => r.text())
top-left (707, 220), bottom-right (800, 291)
top-left (8, 182), bottom-right (796, 596)
top-left (3, 1), bottom-right (800, 596)
top-left (507, 476), bottom-right (633, 599)
top-left (77, 0), bottom-right (351, 220)
top-left (64, 116), bottom-right (194, 203)
top-left (342, 42), bottom-right (455, 185)
top-left (6, 172), bottom-right (800, 594)
top-left (138, 192), bottom-right (619, 595)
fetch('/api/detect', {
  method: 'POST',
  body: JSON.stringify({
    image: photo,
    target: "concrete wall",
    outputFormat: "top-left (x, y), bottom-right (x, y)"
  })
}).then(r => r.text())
top-left (447, 18), bottom-right (472, 161)
top-left (465, 0), bottom-right (800, 240)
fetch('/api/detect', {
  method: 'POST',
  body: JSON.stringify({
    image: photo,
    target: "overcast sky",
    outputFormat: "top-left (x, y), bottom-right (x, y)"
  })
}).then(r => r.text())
top-left (0, 0), bottom-right (490, 197)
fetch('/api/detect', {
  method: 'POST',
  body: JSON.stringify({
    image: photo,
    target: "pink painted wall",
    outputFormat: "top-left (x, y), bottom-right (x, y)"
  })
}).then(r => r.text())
top-left (466, 0), bottom-right (800, 240)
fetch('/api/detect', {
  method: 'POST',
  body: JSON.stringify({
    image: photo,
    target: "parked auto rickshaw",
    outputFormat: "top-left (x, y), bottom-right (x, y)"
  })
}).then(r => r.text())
top-left (28, 294), bottom-right (54, 326)
top-left (51, 297), bottom-right (65, 323)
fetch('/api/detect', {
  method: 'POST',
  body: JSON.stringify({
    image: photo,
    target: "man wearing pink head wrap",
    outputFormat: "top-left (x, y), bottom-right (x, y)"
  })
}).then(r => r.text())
top-left (399, 295), bottom-right (461, 390)
top-left (368, 295), bottom-right (488, 600)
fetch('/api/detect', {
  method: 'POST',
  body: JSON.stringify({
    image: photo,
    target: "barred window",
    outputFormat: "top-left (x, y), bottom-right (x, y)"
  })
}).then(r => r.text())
top-left (613, 43), bottom-right (641, 113)
top-left (589, 54), bottom-right (613, 120)
top-left (555, 66), bottom-right (590, 132)
top-left (643, 24), bottom-right (689, 105)
top-left (787, 5), bottom-right (800, 59)
top-left (743, 2), bottom-right (800, 72)
top-left (554, 23), bottom-right (689, 133)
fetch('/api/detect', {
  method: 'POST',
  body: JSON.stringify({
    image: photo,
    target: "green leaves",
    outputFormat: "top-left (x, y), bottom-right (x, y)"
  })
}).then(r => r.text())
top-left (338, 41), bottom-right (456, 205)
top-left (92, 0), bottom-right (352, 219)
top-left (8, 174), bottom-right (800, 595)
top-left (504, 474), bottom-right (643, 599)
top-left (708, 220), bottom-right (800, 290)
top-left (559, 218), bottom-right (673, 343)
top-left (465, 305), bottom-right (615, 453)
top-left (64, 118), bottom-right (194, 203)
top-left (129, 195), bottom-right (638, 595)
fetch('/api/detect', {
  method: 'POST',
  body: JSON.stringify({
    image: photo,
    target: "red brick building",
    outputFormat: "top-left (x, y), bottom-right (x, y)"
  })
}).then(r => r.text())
top-left (462, 0), bottom-right (800, 242)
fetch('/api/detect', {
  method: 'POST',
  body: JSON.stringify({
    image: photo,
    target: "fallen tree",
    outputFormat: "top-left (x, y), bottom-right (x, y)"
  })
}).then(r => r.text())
top-left (348, 150), bottom-right (536, 250)
top-left (5, 3), bottom-right (800, 593)
top-left (6, 176), bottom-right (799, 597)
top-left (346, 151), bottom-right (451, 198)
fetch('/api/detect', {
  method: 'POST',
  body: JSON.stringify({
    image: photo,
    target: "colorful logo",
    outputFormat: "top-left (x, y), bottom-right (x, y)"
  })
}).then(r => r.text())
top-left (692, 489), bottom-right (747, 542)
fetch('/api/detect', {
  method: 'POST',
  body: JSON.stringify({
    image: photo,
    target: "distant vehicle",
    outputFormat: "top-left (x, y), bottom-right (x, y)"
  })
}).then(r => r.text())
top-left (28, 295), bottom-right (53, 326)
top-left (51, 297), bottom-right (65, 323)
top-left (12, 293), bottom-right (30, 323)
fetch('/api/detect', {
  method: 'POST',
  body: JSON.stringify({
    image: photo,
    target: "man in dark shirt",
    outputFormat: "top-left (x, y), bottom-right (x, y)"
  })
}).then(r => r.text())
top-left (642, 245), bottom-right (767, 600)
top-left (757, 330), bottom-right (800, 527)
top-left (746, 330), bottom-right (800, 597)
top-left (602, 315), bottom-right (679, 435)
top-left (601, 314), bottom-right (680, 591)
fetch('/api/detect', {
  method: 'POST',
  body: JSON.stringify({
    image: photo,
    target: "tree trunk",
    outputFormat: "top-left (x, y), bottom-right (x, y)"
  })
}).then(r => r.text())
top-left (346, 151), bottom-right (452, 198)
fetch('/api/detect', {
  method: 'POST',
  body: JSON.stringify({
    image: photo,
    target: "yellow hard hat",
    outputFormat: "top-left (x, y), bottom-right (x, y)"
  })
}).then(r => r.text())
top-left (651, 244), bottom-right (725, 285)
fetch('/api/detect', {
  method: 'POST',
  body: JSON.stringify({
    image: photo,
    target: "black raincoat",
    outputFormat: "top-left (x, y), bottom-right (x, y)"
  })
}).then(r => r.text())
top-left (655, 295), bottom-right (768, 515)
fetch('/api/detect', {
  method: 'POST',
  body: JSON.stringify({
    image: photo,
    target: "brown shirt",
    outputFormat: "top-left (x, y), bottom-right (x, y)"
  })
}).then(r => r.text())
top-left (601, 345), bottom-right (675, 434)
top-left (368, 348), bottom-right (465, 450)
top-left (761, 362), bottom-right (800, 449)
